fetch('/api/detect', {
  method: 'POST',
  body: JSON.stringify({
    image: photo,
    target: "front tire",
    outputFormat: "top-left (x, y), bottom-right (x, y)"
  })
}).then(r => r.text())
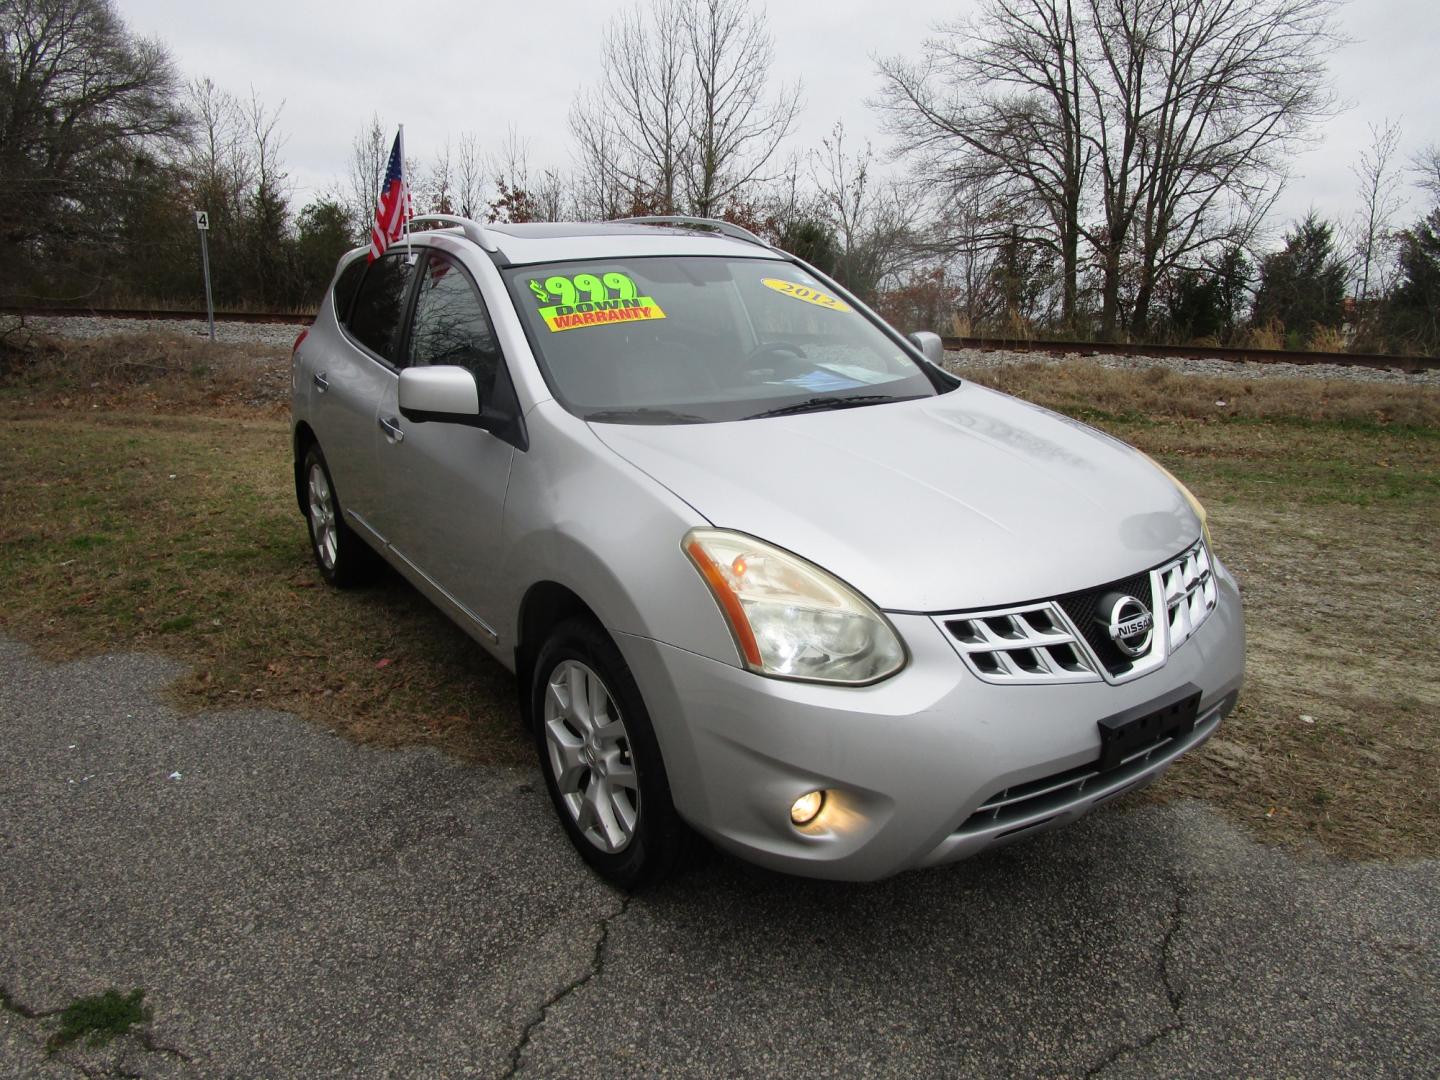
top-left (531, 618), bottom-right (690, 889)
top-left (302, 444), bottom-right (375, 588)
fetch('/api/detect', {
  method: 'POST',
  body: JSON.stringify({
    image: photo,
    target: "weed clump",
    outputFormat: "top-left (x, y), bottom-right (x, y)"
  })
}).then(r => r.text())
top-left (47, 988), bottom-right (151, 1052)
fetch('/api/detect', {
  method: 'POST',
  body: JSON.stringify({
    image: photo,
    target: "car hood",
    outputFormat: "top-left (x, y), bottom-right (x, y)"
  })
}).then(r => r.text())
top-left (590, 383), bottom-right (1200, 612)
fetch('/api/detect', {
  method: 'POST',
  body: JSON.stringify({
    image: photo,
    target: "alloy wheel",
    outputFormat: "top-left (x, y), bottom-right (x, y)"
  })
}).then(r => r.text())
top-left (307, 463), bottom-right (338, 570)
top-left (543, 659), bottom-right (640, 853)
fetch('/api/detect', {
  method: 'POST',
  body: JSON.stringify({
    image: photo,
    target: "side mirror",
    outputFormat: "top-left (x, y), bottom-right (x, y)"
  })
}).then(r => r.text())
top-left (907, 330), bottom-right (945, 365)
top-left (398, 365), bottom-right (482, 425)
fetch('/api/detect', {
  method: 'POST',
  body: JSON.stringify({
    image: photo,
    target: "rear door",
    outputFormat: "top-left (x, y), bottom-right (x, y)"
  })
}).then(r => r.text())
top-left (310, 252), bottom-right (416, 530)
top-left (370, 250), bottom-right (517, 640)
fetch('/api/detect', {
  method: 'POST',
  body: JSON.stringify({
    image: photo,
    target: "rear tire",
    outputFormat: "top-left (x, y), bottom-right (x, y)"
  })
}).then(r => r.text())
top-left (531, 617), bottom-right (691, 890)
top-left (302, 444), bottom-right (376, 588)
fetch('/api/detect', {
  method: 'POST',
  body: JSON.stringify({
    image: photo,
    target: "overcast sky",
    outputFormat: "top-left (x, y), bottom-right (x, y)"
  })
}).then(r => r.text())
top-left (116, 0), bottom-right (1439, 243)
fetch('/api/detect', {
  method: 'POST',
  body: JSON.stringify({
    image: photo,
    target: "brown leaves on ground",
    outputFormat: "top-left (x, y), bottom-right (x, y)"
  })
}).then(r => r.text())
top-left (960, 359), bottom-right (1440, 429)
top-left (0, 329), bottom-right (291, 416)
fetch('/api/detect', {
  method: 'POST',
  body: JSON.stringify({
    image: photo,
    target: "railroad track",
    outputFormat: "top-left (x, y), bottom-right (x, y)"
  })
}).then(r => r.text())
top-left (941, 335), bottom-right (1440, 374)
top-left (2, 305), bottom-right (309, 326)
top-left (5, 307), bottom-right (1436, 372)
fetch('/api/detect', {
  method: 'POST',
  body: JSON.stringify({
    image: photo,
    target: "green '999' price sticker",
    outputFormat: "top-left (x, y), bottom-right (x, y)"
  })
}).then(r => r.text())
top-left (528, 273), bottom-right (667, 332)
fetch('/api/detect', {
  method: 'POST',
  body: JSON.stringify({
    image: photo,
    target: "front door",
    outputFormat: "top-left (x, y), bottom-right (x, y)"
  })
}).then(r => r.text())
top-left (369, 251), bottom-right (516, 641)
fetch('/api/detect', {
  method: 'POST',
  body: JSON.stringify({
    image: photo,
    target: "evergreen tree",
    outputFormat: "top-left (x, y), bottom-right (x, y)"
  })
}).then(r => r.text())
top-left (1252, 214), bottom-right (1347, 344)
top-left (1166, 246), bottom-right (1251, 343)
top-left (292, 200), bottom-right (357, 307)
top-left (1385, 209), bottom-right (1440, 354)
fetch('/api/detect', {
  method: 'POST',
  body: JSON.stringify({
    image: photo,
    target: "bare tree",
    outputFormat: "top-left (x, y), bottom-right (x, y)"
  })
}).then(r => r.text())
top-left (572, 0), bottom-right (798, 219)
top-left (878, 0), bottom-right (1339, 338)
top-left (576, 0), bottom-right (691, 213)
top-left (809, 122), bottom-right (914, 297)
top-left (488, 128), bottom-right (534, 201)
top-left (531, 168), bottom-right (571, 222)
top-left (346, 114), bottom-right (388, 241)
top-left (922, 176), bottom-right (1018, 332)
top-left (184, 78), bottom-right (252, 221)
top-left (681, 0), bottom-right (800, 217)
top-left (423, 138), bottom-right (456, 215)
top-left (243, 89), bottom-right (287, 205)
top-left (456, 132), bottom-right (487, 219)
top-left (237, 89), bottom-right (290, 304)
top-left (1348, 119), bottom-right (1405, 301)
top-left (1083, 0), bottom-right (1340, 337)
top-left (486, 129), bottom-right (569, 223)
top-left (569, 97), bottom-right (632, 219)
top-left (1409, 142), bottom-right (1440, 209)
top-left (877, 0), bottom-right (1090, 328)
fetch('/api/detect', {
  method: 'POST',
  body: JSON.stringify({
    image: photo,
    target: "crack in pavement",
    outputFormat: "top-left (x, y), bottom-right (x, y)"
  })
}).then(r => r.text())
top-left (1084, 875), bottom-right (1189, 1077)
top-left (0, 986), bottom-right (63, 1021)
top-left (499, 893), bottom-right (633, 1079)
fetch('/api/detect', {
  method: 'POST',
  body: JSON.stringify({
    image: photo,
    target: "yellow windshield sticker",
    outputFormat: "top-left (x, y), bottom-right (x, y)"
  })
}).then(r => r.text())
top-left (761, 278), bottom-right (852, 312)
top-left (529, 272), bottom-right (666, 332)
top-left (542, 298), bottom-right (667, 332)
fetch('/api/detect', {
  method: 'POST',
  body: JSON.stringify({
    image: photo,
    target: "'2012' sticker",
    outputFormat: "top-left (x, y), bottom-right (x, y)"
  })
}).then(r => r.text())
top-left (528, 273), bottom-right (666, 333)
top-left (761, 278), bottom-right (852, 312)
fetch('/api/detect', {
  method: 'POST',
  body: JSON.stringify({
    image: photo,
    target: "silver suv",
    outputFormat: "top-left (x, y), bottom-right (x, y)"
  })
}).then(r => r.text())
top-left (291, 214), bottom-right (1245, 887)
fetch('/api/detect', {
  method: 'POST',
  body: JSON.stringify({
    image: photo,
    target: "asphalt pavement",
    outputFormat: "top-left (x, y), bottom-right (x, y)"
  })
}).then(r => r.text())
top-left (1, 636), bottom-right (1436, 1078)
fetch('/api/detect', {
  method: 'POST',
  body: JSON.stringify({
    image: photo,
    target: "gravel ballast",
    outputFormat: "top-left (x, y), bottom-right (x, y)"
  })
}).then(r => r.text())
top-left (945, 346), bottom-right (1440, 386)
top-left (16, 314), bottom-right (306, 351)
top-left (8, 314), bottom-right (1437, 385)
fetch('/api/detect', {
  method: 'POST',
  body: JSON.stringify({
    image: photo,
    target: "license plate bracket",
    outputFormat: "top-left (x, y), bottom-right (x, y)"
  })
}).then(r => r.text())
top-left (1096, 685), bottom-right (1201, 772)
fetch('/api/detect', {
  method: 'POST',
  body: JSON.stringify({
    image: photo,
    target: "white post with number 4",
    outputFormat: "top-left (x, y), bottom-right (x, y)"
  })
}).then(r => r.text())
top-left (195, 210), bottom-right (215, 342)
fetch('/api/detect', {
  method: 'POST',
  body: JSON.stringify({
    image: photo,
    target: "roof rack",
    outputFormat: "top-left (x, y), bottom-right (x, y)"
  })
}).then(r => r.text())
top-left (408, 213), bottom-right (499, 252)
top-left (614, 215), bottom-right (771, 249)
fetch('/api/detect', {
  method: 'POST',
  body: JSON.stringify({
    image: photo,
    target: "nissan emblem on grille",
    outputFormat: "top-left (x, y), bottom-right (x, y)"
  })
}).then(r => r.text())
top-left (1098, 593), bottom-right (1153, 657)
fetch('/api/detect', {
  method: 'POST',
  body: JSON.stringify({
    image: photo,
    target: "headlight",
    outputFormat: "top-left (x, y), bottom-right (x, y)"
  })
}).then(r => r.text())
top-left (1142, 453), bottom-right (1213, 548)
top-left (683, 528), bottom-right (906, 684)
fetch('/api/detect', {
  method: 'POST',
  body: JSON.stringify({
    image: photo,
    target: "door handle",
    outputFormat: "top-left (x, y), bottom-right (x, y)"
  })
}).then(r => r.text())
top-left (378, 416), bottom-right (405, 443)
top-left (312, 371), bottom-right (330, 392)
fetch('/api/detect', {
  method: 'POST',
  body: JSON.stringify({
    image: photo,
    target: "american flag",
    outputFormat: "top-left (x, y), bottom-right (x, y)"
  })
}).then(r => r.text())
top-left (368, 130), bottom-right (412, 262)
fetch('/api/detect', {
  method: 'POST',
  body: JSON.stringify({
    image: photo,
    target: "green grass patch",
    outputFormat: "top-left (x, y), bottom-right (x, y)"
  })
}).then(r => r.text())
top-left (0, 409), bottom-right (525, 764)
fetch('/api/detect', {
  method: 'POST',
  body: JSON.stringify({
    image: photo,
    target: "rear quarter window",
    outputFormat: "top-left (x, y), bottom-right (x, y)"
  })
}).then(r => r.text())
top-left (332, 257), bottom-right (366, 324)
top-left (346, 254), bottom-right (415, 363)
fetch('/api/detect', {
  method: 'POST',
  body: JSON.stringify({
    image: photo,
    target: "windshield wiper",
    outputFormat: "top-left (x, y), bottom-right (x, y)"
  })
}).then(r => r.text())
top-left (746, 394), bottom-right (921, 420)
top-left (583, 407), bottom-right (709, 425)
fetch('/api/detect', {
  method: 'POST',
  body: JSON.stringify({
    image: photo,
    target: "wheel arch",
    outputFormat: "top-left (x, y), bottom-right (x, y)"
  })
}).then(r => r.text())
top-left (292, 421), bottom-right (317, 516)
top-left (514, 581), bottom-right (604, 724)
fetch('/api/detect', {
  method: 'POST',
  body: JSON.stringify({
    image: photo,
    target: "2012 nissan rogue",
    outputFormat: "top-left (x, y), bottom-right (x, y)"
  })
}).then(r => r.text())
top-left (290, 214), bottom-right (1245, 888)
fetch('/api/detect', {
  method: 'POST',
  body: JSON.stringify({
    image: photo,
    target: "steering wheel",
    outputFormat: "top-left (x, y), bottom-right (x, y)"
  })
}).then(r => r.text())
top-left (744, 341), bottom-right (805, 365)
top-left (742, 342), bottom-right (808, 379)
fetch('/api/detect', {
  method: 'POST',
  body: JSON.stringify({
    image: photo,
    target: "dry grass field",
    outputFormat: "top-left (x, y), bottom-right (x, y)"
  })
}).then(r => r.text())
top-left (2, 331), bottom-right (1437, 859)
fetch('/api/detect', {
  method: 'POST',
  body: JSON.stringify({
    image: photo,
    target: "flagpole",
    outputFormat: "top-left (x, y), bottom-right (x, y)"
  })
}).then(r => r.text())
top-left (399, 123), bottom-right (411, 261)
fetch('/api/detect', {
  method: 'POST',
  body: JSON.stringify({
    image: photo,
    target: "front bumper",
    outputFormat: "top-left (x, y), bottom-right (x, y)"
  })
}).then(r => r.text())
top-left (616, 562), bottom-right (1245, 882)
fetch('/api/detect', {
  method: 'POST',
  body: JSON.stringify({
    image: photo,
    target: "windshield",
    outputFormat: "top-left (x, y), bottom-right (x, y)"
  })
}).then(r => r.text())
top-left (503, 256), bottom-right (941, 423)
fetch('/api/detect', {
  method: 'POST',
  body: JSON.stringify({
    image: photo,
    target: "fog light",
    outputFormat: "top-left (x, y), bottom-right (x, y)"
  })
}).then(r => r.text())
top-left (790, 790), bottom-right (825, 826)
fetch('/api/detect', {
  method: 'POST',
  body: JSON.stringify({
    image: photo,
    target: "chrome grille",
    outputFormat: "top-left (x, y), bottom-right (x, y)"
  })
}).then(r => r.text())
top-left (1056, 569), bottom-right (1156, 677)
top-left (1158, 540), bottom-right (1217, 650)
top-left (941, 603), bottom-right (1101, 684)
top-left (935, 539), bottom-right (1219, 685)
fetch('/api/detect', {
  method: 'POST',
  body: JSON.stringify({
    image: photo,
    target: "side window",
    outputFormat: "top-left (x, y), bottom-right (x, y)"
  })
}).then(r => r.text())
top-left (406, 254), bottom-right (502, 393)
top-left (346, 253), bottom-right (415, 363)
top-left (331, 257), bottom-right (366, 324)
